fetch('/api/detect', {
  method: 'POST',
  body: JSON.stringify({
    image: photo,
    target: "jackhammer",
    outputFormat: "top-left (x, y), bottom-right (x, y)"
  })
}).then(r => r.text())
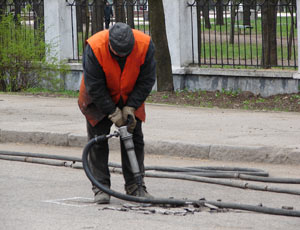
top-left (83, 116), bottom-right (146, 198)
top-left (118, 124), bottom-right (145, 197)
top-left (82, 118), bottom-right (190, 206)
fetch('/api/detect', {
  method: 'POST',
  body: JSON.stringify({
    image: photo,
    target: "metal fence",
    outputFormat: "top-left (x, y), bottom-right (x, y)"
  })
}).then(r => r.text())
top-left (187, 0), bottom-right (297, 69)
top-left (0, 0), bottom-right (298, 69)
top-left (0, 0), bottom-right (44, 32)
top-left (66, 0), bottom-right (149, 61)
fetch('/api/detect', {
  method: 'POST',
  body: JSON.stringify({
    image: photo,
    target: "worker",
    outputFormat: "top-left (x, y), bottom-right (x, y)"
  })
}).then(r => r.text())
top-left (78, 22), bottom-right (156, 204)
top-left (104, 0), bottom-right (113, 29)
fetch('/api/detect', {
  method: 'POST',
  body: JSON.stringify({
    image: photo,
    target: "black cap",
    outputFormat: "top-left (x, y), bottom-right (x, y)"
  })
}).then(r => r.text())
top-left (109, 22), bottom-right (135, 57)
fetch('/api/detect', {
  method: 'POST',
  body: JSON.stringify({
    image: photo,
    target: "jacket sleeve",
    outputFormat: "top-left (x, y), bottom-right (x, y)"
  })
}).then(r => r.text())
top-left (82, 44), bottom-right (116, 115)
top-left (126, 40), bottom-right (156, 109)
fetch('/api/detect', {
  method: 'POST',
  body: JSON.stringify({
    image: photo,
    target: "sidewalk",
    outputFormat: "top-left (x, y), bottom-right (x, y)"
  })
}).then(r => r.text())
top-left (1, 94), bottom-right (300, 164)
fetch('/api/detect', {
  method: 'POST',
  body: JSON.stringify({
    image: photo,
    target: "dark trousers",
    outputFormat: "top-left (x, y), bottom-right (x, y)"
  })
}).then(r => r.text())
top-left (87, 117), bottom-right (145, 191)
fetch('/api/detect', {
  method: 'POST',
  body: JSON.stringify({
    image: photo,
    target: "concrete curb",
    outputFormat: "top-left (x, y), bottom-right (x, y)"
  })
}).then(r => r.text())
top-left (1, 129), bottom-right (300, 165)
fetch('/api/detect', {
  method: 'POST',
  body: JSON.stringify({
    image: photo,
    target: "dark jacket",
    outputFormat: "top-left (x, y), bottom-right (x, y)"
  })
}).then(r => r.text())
top-left (104, 5), bottom-right (113, 19)
top-left (82, 39), bottom-right (156, 119)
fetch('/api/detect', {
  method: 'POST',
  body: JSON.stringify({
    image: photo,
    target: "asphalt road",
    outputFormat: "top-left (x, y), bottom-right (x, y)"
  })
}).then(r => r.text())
top-left (1, 143), bottom-right (300, 230)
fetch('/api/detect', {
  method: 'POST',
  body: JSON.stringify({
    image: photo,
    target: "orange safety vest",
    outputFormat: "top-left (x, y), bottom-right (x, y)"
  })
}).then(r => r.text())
top-left (78, 29), bottom-right (151, 127)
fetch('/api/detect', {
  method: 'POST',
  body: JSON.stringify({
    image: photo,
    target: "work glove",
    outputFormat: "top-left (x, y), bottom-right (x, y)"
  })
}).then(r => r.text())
top-left (122, 106), bottom-right (136, 133)
top-left (108, 107), bottom-right (125, 127)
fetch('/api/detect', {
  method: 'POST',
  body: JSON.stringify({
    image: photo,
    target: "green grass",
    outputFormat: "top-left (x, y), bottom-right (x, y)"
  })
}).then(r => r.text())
top-left (23, 88), bottom-right (79, 97)
top-left (243, 100), bottom-right (250, 105)
top-left (201, 17), bottom-right (298, 66)
top-left (221, 88), bottom-right (240, 97)
top-left (207, 16), bottom-right (296, 37)
top-left (199, 40), bottom-right (297, 61)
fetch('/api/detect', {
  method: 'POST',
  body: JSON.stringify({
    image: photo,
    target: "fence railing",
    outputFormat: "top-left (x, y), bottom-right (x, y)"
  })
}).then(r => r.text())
top-left (0, 0), bottom-right (298, 69)
top-left (66, 0), bottom-right (149, 61)
top-left (0, 0), bottom-right (44, 30)
top-left (187, 0), bottom-right (297, 69)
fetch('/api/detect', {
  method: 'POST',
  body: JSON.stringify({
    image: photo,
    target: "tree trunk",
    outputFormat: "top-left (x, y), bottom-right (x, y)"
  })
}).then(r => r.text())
top-left (149, 0), bottom-right (173, 91)
top-left (230, 2), bottom-right (237, 44)
top-left (32, 0), bottom-right (44, 31)
top-left (13, 0), bottom-right (21, 23)
top-left (0, 0), bottom-right (7, 21)
top-left (196, 0), bottom-right (202, 65)
top-left (114, 0), bottom-right (125, 23)
top-left (76, 0), bottom-right (85, 33)
top-left (91, 0), bottom-right (104, 34)
top-left (203, 0), bottom-right (211, 29)
top-left (216, 0), bottom-right (224, 25)
top-left (243, 0), bottom-right (251, 26)
top-left (261, 0), bottom-right (278, 68)
top-left (126, 0), bottom-right (135, 28)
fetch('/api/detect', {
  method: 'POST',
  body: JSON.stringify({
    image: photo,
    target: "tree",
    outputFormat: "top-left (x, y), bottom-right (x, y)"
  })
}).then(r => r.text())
top-left (216, 0), bottom-right (224, 25)
top-left (0, 0), bottom-right (7, 19)
top-left (126, 0), bottom-right (135, 28)
top-left (76, 0), bottom-right (90, 49)
top-left (229, 1), bottom-right (237, 44)
top-left (261, 0), bottom-right (278, 68)
top-left (13, 0), bottom-right (21, 23)
top-left (149, 0), bottom-right (173, 91)
top-left (114, 0), bottom-right (125, 22)
top-left (32, 0), bottom-right (44, 31)
top-left (91, 0), bottom-right (104, 34)
top-left (0, 14), bottom-right (68, 91)
top-left (202, 0), bottom-right (211, 29)
top-left (242, 0), bottom-right (253, 26)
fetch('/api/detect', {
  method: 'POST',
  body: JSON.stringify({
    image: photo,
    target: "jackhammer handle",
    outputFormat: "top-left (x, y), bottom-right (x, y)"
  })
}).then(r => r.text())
top-left (126, 115), bottom-right (134, 128)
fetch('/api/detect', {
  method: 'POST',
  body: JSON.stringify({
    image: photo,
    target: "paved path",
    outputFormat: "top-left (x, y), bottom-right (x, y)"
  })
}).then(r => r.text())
top-left (1, 94), bottom-right (300, 164)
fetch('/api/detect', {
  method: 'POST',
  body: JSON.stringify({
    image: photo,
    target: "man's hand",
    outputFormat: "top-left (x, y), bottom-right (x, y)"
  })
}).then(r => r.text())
top-left (108, 107), bottom-right (124, 127)
top-left (122, 106), bottom-right (136, 133)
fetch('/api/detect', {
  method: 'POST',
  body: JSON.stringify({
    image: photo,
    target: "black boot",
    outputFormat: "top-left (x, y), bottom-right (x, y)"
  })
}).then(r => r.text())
top-left (125, 183), bottom-right (153, 198)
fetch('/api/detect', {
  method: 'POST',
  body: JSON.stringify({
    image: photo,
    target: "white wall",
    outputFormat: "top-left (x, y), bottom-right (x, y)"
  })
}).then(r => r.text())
top-left (163, 0), bottom-right (195, 68)
top-left (44, 0), bottom-right (77, 61)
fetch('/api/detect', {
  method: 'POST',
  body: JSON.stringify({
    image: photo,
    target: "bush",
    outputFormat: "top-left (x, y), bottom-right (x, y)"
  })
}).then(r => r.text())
top-left (0, 13), bottom-right (68, 92)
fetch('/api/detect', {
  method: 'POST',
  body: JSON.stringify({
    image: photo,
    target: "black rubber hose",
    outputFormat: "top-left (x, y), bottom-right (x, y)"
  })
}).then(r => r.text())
top-left (109, 162), bottom-right (270, 178)
top-left (239, 174), bottom-right (300, 184)
top-left (145, 165), bottom-right (269, 177)
top-left (0, 150), bottom-right (82, 162)
top-left (1, 150), bottom-right (300, 185)
top-left (82, 137), bottom-right (191, 206)
top-left (1, 148), bottom-right (300, 216)
top-left (0, 155), bottom-right (68, 167)
top-left (82, 137), bottom-right (300, 217)
top-left (2, 152), bottom-right (300, 195)
top-left (109, 167), bottom-right (300, 196)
